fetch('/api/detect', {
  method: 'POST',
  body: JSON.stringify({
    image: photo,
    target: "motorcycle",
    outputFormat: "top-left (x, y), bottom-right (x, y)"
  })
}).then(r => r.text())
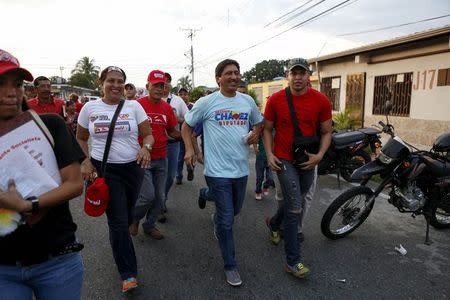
top-left (318, 125), bottom-right (382, 183)
top-left (320, 101), bottom-right (450, 244)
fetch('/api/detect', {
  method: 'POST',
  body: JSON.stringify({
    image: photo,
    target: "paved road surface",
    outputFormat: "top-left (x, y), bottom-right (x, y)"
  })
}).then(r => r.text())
top-left (72, 155), bottom-right (450, 299)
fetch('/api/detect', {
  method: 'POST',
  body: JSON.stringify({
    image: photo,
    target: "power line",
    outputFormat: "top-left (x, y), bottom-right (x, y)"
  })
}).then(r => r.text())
top-left (276, 0), bottom-right (327, 28)
top-left (264, 0), bottom-right (315, 28)
top-left (196, 0), bottom-right (352, 68)
top-left (338, 14), bottom-right (450, 36)
top-left (180, 28), bottom-right (201, 88)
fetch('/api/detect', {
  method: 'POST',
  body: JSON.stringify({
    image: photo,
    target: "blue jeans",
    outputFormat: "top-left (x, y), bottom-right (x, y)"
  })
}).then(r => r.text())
top-left (133, 158), bottom-right (167, 230)
top-left (255, 156), bottom-right (274, 193)
top-left (0, 253), bottom-right (83, 300)
top-left (205, 176), bottom-right (248, 270)
top-left (176, 142), bottom-right (194, 180)
top-left (164, 141), bottom-right (180, 207)
top-left (273, 159), bottom-right (314, 266)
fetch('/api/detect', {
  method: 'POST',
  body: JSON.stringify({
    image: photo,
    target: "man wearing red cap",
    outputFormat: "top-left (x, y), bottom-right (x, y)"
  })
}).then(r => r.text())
top-left (27, 76), bottom-right (66, 117)
top-left (130, 70), bottom-right (180, 239)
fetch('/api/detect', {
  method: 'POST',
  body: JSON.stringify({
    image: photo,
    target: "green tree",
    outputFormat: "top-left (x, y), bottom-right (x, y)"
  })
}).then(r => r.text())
top-left (176, 76), bottom-right (192, 91)
top-left (189, 87), bottom-right (205, 103)
top-left (68, 57), bottom-right (100, 89)
top-left (243, 59), bottom-right (288, 83)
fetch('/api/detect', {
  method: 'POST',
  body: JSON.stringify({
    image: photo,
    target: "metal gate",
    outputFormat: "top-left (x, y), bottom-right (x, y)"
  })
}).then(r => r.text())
top-left (346, 73), bottom-right (366, 127)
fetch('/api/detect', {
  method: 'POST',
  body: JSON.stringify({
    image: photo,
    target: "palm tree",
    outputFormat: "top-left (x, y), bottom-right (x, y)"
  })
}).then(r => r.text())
top-left (177, 76), bottom-right (192, 91)
top-left (69, 57), bottom-right (100, 90)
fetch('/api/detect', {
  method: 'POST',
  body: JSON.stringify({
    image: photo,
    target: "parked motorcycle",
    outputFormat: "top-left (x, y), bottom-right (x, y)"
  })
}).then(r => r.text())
top-left (321, 101), bottom-right (450, 244)
top-left (318, 126), bottom-right (382, 183)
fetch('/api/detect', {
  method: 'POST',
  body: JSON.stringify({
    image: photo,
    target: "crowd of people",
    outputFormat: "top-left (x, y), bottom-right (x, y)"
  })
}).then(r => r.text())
top-left (0, 48), bottom-right (332, 298)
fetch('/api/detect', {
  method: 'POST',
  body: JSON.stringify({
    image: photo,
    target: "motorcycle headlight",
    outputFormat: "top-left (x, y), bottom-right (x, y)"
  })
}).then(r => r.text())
top-left (378, 151), bottom-right (394, 165)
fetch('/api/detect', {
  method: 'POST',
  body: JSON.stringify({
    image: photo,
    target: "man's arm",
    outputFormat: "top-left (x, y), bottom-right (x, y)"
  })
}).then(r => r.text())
top-left (167, 127), bottom-right (181, 140)
top-left (181, 122), bottom-right (196, 168)
top-left (263, 119), bottom-right (281, 171)
top-left (300, 119), bottom-right (332, 170)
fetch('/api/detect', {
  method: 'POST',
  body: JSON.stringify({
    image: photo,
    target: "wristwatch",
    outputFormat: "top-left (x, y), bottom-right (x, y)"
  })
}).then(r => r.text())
top-left (144, 143), bottom-right (152, 150)
top-left (26, 196), bottom-right (40, 214)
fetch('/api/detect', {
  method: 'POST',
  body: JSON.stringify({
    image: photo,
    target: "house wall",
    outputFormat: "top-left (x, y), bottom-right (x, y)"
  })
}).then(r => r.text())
top-left (316, 50), bottom-right (450, 146)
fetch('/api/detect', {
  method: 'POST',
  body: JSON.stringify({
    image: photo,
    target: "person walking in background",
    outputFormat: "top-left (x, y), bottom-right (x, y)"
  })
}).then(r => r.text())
top-left (264, 58), bottom-right (332, 279)
top-left (0, 49), bottom-right (85, 300)
top-left (76, 66), bottom-right (154, 293)
top-left (160, 72), bottom-right (188, 222)
top-left (182, 59), bottom-right (263, 287)
top-left (64, 100), bottom-right (78, 135)
top-left (69, 93), bottom-right (84, 113)
top-left (125, 83), bottom-right (137, 100)
top-left (129, 70), bottom-right (180, 240)
top-left (176, 87), bottom-right (194, 184)
top-left (253, 133), bottom-right (275, 200)
top-left (27, 76), bottom-right (65, 117)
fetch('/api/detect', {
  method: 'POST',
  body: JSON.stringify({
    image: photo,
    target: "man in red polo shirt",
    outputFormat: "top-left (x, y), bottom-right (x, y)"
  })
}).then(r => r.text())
top-left (129, 70), bottom-right (180, 240)
top-left (27, 76), bottom-right (65, 116)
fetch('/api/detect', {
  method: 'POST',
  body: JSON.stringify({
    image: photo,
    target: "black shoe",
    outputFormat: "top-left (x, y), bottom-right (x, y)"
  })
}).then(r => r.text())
top-left (187, 170), bottom-right (194, 181)
top-left (157, 213), bottom-right (167, 223)
top-left (176, 177), bottom-right (182, 185)
top-left (198, 188), bottom-right (207, 209)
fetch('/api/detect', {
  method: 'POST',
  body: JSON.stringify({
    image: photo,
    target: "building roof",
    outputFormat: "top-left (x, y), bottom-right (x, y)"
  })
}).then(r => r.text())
top-left (308, 25), bottom-right (450, 63)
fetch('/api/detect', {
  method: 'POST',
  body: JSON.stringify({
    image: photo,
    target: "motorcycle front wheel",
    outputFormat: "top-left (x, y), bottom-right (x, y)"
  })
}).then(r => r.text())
top-left (429, 193), bottom-right (450, 229)
top-left (340, 150), bottom-right (371, 182)
top-left (321, 186), bottom-right (375, 239)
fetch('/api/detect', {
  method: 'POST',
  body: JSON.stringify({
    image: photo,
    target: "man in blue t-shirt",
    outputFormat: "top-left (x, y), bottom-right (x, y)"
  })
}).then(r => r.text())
top-left (182, 59), bottom-right (263, 287)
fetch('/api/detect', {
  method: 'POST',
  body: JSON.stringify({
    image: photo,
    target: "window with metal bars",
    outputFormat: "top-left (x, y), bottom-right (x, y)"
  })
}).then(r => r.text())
top-left (320, 76), bottom-right (340, 111)
top-left (437, 68), bottom-right (450, 86)
top-left (372, 73), bottom-right (412, 117)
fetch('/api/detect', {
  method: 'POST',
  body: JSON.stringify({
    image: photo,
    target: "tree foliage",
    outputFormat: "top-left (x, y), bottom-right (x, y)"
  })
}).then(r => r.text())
top-left (242, 59), bottom-right (288, 83)
top-left (189, 87), bottom-right (205, 103)
top-left (176, 76), bottom-right (192, 91)
top-left (68, 57), bottom-right (100, 89)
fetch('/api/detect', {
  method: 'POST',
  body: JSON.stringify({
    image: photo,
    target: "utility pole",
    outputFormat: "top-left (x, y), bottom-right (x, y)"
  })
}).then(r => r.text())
top-left (59, 66), bottom-right (64, 83)
top-left (180, 28), bottom-right (201, 88)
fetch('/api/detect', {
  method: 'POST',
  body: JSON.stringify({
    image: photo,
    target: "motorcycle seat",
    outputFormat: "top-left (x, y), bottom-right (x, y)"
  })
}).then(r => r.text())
top-left (332, 131), bottom-right (366, 148)
top-left (358, 128), bottom-right (381, 135)
top-left (422, 156), bottom-right (450, 177)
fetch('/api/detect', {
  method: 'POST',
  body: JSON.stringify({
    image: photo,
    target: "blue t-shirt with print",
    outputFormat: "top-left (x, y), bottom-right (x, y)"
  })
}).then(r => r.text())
top-left (185, 91), bottom-right (263, 178)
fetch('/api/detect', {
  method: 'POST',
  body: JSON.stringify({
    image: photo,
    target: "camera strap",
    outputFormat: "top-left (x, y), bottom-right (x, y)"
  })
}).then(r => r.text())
top-left (285, 87), bottom-right (303, 139)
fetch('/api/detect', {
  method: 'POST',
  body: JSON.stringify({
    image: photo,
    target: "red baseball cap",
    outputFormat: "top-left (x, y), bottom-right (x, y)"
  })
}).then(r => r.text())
top-left (147, 70), bottom-right (166, 85)
top-left (0, 49), bottom-right (33, 81)
top-left (84, 178), bottom-right (110, 217)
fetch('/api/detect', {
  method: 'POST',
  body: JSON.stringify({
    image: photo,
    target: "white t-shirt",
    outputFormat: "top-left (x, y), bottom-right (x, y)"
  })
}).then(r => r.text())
top-left (164, 93), bottom-right (188, 138)
top-left (78, 99), bottom-right (148, 163)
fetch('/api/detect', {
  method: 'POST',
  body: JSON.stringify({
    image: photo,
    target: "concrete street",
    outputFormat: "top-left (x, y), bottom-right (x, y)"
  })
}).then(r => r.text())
top-left (72, 154), bottom-right (450, 299)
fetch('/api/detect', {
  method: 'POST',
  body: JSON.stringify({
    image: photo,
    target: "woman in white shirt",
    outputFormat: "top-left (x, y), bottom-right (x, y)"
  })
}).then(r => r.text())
top-left (76, 66), bottom-right (154, 294)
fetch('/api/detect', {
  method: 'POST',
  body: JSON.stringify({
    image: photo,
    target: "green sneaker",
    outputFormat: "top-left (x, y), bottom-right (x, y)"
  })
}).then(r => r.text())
top-left (265, 217), bottom-right (281, 245)
top-left (285, 262), bottom-right (310, 278)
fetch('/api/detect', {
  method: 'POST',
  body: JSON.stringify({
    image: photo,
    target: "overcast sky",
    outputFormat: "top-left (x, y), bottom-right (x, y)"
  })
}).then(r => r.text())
top-left (1, 0), bottom-right (449, 89)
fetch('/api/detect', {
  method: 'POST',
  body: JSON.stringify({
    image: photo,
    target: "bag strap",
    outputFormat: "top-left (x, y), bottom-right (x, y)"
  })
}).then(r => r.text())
top-left (28, 109), bottom-right (55, 147)
top-left (285, 87), bottom-right (303, 138)
top-left (100, 100), bottom-right (125, 177)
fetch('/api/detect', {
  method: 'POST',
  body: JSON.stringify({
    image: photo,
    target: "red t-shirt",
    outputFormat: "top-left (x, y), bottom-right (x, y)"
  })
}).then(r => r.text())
top-left (27, 97), bottom-right (65, 116)
top-left (137, 96), bottom-right (177, 160)
top-left (75, 101), bottom-right (84, 113)
top-left (264, 87), bottom-right (332, 161)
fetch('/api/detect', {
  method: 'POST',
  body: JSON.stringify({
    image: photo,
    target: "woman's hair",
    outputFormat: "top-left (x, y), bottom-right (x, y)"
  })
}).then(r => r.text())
top-left (98, 66), bottom-right (127, 85)
top-left (66, 100), bottom-right (76, 107)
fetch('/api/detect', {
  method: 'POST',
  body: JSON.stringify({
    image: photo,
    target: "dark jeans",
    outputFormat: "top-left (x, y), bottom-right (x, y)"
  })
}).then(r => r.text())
top-left (255, 156), bottom-right (274, 193)
top-left (270, 159), bottom-right (314, 266)
top-left (176, 142), bottom-right (193, 180)
top-left (92, 159), bottom-right (143, 280)
top-left (205, 176), bottom-right (248, 270)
